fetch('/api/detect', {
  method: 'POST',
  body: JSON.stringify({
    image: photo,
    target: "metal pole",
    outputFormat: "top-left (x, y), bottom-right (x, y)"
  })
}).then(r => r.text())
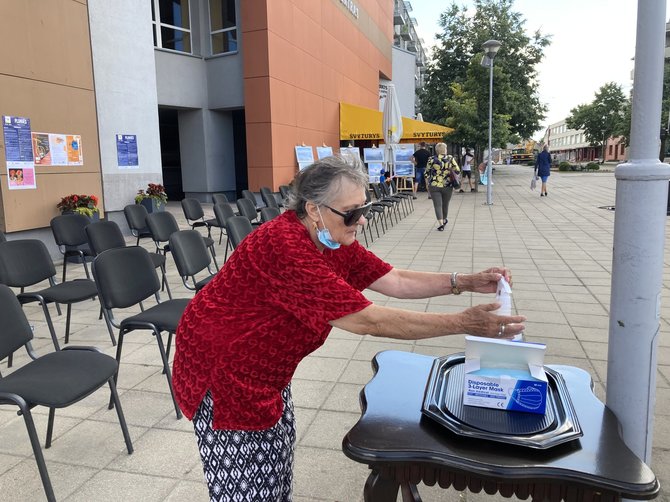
top-left (607, 0), bottom-right (670, 465)
top-left (486, 57), bottom-right (494, 205)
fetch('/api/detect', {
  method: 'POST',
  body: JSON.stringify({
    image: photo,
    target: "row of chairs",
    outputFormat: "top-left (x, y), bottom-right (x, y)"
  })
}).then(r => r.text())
top-left (0, 187), bottom-right (292, 501)
top-left (360, 181), bottom-right (414, 246)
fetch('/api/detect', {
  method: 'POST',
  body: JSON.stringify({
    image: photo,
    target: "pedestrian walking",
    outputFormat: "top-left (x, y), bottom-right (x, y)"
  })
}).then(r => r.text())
top-left (411, 141), bottom-right (430, 199)
top-left (426, 142), bottom-right (460, 231)
top-left (535, 145), bottom-right (551, 197)
top-left (459, 148), bottom-right (475, 193)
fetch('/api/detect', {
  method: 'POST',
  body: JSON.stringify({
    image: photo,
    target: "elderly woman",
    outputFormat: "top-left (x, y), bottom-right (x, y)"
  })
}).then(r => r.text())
top-left (172, 156), bottom-right (525, 502)
top-left (426, 142), bottom-right (460, 231)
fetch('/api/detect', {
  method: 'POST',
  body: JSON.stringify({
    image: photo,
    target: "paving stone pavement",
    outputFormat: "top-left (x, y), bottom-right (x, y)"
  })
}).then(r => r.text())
top-left (1, 164), bottom-right (669, 502)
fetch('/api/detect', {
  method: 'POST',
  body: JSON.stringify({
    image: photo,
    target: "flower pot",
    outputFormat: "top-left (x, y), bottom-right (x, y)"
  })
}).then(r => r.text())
top-left (60, 210), bottom-right (100, 222)
top-left (139, 198), bottom-right (165, 213)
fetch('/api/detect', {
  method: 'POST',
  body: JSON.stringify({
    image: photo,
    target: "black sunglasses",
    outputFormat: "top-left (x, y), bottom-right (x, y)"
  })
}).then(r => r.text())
top-left (324, 202), bottom-right (373, 226)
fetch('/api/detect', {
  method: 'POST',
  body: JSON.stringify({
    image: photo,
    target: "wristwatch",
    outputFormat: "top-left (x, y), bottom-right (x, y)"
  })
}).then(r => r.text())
top-left (450, 272), bottom-right (461, 295)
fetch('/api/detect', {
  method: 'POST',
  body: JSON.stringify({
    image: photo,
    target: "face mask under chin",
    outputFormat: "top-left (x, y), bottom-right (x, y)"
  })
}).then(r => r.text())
top-left (316, 206), bottom-right (340, 250)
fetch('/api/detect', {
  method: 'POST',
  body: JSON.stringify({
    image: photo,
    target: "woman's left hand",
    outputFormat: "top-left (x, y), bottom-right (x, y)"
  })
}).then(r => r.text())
top-left (462, 267), bottom-right (512, 294)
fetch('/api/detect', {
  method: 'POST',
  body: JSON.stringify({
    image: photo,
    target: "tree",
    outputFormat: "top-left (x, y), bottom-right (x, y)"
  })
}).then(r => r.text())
top-left (418, 0), bottom-right (550, 157)
top-left (566, 82), bottom-right (627, 162)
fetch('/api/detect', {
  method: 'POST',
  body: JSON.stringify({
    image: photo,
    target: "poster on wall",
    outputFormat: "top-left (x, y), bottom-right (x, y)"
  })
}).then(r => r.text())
top-left (295, 145), bottom-right (314, 171)
top-left (316, 146), bottom-right (333, 160)
top-left (116, 134), bottom-right (139, 168)
top-left (32, 132), bottom-right (83, 166)
top-left (2, 115), bottom-right (37, 190)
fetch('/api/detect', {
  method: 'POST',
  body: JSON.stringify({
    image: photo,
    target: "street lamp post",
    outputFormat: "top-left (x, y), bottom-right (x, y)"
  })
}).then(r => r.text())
top-left (481, 39), bottom-right (501, 205)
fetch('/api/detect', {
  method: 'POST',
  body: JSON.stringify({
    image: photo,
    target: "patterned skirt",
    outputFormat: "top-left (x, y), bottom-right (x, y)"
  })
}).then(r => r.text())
top-left (193, 386), bottom-right (296, 502)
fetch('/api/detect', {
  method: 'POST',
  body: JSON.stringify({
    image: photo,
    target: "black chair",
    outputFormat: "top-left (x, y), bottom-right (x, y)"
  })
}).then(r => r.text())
top-left (169, 230), bottom-right (217, 292)
top-left (371, 183), bottom-right (400, 225)
top-left (212, 193), bottom-right (230, 206)
top-left (236, 198), bottom-right (261, 226)
top-left (0, 284), bottom-right (133, 502)
top-left (123, 204), bottom-right (153, 246)
top-left (181, 198), bottom-right (224, 244)
top-left (50, 214), bottom-right (95, 281)
top-left (259, 187), bottom-right (280, 209)
top-left (379, 181), bottom-right (408, 218)
top-left (227, 216), bottom-right (254, 249)
top-left (260, 206), bottom-right (281, 223)
top-left (0, 239), bottom-right (102, 349)
top-left (146, 211), bottom-right (219, 270)
top-left (242, 189), bottom-right (263, 211)
top-left (92, 246), bottom-right (190, 419)
top-left (213, 203), bottom-right (236, 262)
top-left (85, 220), bottom-right (172, 300)
top-left (278, 185), bottom-right (291, 202)
top-left (389, 178), bottom-right (415, 212)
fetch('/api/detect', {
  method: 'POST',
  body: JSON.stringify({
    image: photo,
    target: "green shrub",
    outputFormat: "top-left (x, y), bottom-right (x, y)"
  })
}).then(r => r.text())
top-left (585, 162), bottom-right (600, 171)
top-left (558, 161), bottom-right (572, 172)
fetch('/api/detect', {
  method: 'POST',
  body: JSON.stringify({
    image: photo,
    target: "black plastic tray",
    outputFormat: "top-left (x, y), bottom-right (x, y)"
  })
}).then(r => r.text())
top-left (422, 353), bottom-right (583, 449)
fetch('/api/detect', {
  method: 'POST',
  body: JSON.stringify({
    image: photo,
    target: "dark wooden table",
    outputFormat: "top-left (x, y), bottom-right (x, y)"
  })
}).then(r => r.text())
top-left (342, 350), bottom-right (659, 502)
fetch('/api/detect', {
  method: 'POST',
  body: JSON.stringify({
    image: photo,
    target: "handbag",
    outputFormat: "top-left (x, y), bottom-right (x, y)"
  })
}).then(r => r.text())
top-left (448, 170), bottom-right (461, 189)
top-left (530, 176), bottom-right (537, 191)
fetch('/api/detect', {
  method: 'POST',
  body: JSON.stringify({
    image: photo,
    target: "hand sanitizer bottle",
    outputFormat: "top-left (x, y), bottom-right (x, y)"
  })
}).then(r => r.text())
top-left (495, 277), bottom-right (523, 341)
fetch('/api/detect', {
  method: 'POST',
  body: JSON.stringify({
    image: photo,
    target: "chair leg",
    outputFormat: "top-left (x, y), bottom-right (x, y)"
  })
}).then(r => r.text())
top-left (45, 407), bottom-right (55, 449)
top-left (108, 378), bottom-right (134, 454)
top-left (81, 259), bottom-right (91, 280)
top-left (20, 405), bottom-right (57, 502)
top-left (209, 245), bottom-right (220, 271)
top-left (108, 331), bottom-right (125, 410)
top-left (100, 306), bottom-right (117, 346)
top-left (361, 224), bottom-right (369, 246)
top-left (39, 301), bottom-right (61, 351)
top-left (64, 304), bottom-right (72, 345)
top-left (62, 258), bottom-right (68, 284)
top-left (154, 329), bottom-right (182, 419)
top-left (160, 264), bottom-right (173, 300)
top-left (7, 353), bottom-right (13, 368)
top-left (224, 236), bottom-right (231, 262)
top-left (218, 229), bottom-right (223, 246)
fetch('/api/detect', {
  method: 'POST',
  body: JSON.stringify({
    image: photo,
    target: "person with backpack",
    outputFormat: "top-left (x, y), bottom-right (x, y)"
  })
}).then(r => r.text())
top-left (411, 141), bottom-right (431, 199)
top-left (426, 142), bottom-right (460, 231)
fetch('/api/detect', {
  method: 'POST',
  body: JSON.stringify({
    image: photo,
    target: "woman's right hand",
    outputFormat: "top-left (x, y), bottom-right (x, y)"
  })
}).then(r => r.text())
top-left (458, 303), bottom-right (526, 339)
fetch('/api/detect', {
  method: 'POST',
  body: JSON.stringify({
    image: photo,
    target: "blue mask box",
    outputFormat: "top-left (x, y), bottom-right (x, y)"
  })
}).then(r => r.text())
top-left (463, 336), bottom-right (548, 415)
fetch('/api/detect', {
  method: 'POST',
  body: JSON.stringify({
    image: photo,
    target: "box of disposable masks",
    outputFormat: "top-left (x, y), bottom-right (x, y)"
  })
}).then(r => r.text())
top-left (463, 336), bottom-right (548, 414)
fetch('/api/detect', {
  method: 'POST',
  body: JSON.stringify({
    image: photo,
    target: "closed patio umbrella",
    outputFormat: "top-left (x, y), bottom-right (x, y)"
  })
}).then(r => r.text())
top-left (382, 83), bottom-right (403, 181)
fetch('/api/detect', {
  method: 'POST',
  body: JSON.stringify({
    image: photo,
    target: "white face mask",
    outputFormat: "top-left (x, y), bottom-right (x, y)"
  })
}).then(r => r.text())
top-left (315, 206), bottom-right (340, 250)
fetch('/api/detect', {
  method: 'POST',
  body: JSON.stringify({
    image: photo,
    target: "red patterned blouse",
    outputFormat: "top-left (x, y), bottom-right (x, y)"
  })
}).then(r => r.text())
top-left (172, 211), bottom-right (393, 430)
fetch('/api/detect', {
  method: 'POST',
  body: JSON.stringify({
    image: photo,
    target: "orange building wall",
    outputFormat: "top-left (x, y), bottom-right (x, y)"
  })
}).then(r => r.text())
top-left (241, 0), bottom-right (393, 190)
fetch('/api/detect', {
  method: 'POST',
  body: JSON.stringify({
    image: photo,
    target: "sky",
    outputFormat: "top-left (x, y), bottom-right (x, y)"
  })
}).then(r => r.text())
top-left (409, 0), bottom-right (664, 138)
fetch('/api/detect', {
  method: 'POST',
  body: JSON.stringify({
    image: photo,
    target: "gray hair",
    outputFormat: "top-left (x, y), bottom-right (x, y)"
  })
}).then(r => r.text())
top-left (287, 155), bottom-right (368, 218)
top-left (435, 142), bottom-right (447, 155)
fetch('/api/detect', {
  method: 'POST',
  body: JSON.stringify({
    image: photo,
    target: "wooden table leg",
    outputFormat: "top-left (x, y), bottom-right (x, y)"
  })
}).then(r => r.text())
top-left (364, 468), bottom-right (400, 502)
top-left (400, 483), bottom-right (423, 502)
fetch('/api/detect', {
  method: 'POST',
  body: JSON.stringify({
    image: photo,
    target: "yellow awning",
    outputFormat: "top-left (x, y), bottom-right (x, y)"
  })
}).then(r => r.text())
top-left (339, 102), bottom-right (453, 144)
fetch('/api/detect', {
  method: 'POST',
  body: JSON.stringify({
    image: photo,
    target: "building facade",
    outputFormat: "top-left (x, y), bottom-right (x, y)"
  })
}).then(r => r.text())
top-left (2, 0), bottom-right (421, 243)
top-left (543, 119), bottom-right (600, 163)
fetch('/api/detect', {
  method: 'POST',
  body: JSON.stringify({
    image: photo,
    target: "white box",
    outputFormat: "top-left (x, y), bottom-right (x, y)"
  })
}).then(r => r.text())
top-left (463, 336), bottom-right (548, 414)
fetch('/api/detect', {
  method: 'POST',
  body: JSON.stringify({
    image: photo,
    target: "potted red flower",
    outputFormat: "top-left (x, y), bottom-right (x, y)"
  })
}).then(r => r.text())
top-left (56, 194), bottom-right (100, 219)
top-left (135, 183), bottom-right (168, 213)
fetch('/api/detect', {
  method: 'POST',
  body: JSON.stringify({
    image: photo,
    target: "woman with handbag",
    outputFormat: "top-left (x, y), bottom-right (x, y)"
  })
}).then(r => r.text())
top-left (426, 142), bottom-right (460, 231)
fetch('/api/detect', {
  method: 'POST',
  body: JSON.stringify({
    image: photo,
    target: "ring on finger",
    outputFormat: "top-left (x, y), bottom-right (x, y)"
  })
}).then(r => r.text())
top-left (501, 323), bottom-right (506, 337)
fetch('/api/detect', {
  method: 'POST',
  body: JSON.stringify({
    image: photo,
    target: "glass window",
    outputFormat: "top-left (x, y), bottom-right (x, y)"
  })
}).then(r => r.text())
top-left (152, 0), bottom-right (192, 54)
top-left (209, 0), bottom-right (237, 55)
